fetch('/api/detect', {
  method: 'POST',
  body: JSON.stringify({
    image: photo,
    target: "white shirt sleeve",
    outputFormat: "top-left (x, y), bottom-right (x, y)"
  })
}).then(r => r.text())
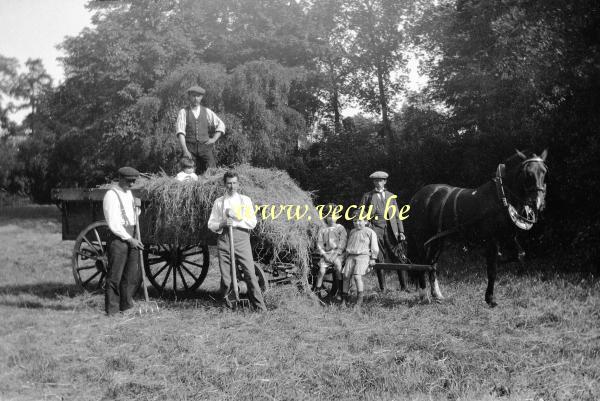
top-left (103, 190), bottom-right (132, 241)
top-left (243, 196), bottom-right (257, 229)
top-left (207, 198), bottom-right (224, 234)
top-left (176, 108), bottom-right (186, 136)
top-left (206, 108), bottom-right (226, 134)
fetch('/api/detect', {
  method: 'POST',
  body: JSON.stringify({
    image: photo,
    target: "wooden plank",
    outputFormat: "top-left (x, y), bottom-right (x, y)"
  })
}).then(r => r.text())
top-left (373, 263), bottom-right (434, 272)
top-left (52, 187), bottom-right (151, 202)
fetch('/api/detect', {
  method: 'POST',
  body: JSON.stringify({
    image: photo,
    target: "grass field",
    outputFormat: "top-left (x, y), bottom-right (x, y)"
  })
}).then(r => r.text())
top-left (0, 205), bottom-right (598, 401)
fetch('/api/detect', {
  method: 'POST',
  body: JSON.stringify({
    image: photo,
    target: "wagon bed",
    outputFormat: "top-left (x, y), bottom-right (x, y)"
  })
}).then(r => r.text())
top-left (51, 187), bottom-right (269, 297)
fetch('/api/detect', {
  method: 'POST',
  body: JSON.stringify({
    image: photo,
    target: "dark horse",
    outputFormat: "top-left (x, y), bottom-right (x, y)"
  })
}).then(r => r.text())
top-left (405, 150), bottom-right (548, 307)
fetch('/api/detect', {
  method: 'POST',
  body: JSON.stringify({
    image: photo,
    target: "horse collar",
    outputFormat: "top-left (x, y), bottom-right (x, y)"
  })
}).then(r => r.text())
top-left (493, 163), bottom-right (535, 230)
top-left (494, 164), bottom-right (509, 207)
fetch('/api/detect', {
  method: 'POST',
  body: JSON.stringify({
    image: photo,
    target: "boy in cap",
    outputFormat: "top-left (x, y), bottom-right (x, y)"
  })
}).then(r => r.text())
top-left (340, 212), bottom-right (379, 309)
top-left (176, 157), bottom-right (199, 182)
top-left (360, 170), bottom-right (409, 291)
top-left (314, 203), bottom-right (347, 300)
top-left (102, 166), bottom-right (144, 316)
top-left (176, 85), bottom-right (226, 174)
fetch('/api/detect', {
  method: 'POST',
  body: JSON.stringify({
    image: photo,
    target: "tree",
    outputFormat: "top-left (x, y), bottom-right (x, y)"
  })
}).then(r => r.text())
top-left (0, 55), bottom-right (19, 131)
top-left (11, 58), bottom-right (52, 134)
top-left (411, 0), bottom-right (600, 268)
top-left (342, 0), bottom-right (413, 146)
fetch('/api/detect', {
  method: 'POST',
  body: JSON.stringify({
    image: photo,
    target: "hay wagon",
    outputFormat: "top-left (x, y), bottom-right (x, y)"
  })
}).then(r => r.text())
top-left (51, 187), bottom-right (271, 296)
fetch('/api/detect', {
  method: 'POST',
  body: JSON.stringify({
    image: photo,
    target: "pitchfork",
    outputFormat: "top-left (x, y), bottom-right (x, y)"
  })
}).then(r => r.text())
top-left (134, 199), bottom-right (159, 315)
top-left (228, 224), bottom-right (250, 310)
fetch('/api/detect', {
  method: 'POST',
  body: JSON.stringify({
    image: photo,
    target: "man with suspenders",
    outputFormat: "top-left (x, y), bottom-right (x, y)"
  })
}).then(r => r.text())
top-left (176, 85), bottom-right (226, 174)
top-left (102, 167), bottom-right (144, 316)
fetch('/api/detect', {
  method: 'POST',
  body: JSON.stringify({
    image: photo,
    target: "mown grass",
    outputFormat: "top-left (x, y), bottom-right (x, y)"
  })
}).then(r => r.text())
top-left (0, 206), bottom-right (598, 400)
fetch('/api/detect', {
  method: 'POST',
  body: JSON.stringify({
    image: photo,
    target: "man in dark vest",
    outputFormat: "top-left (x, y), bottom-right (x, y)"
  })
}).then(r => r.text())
top-left (359, 171), bottom-right (409, 291)
top-left (176, 85), bottom-right (226, 174)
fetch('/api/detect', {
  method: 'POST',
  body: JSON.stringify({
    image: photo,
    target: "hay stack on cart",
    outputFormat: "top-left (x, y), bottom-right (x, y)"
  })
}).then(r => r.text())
top-left (52, 165), bottom-right (323, 296)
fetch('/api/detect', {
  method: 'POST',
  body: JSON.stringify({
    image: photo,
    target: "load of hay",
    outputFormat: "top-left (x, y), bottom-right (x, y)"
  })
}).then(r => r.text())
top-left (134, 164), bottom-right (322, 276)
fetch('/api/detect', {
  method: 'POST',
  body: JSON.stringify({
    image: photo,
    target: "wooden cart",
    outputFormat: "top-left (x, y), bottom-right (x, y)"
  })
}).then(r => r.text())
top-left (51, 187), bottom-right (270, 296)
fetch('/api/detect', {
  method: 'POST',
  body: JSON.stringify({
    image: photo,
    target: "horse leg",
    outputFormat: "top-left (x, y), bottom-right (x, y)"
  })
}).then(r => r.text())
top-left (429, 264), bottom-right (444, 302)
top-left (514, 235), bottom-right (526, 274)
top-left (485, 240), bottom-right (499, 307)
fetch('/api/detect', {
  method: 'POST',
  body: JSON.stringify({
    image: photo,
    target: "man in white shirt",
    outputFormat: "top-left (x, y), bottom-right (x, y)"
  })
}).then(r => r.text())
top-left (103, 167), bottom-right (144, 316)
top-left (208, 171), bottom-right (267, 311)
top-left (176, 85), bottom-right (226, 174)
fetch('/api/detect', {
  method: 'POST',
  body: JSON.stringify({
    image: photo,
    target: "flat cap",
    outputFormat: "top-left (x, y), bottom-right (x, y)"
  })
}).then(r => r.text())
top-left (180, 157), bottom-right (195, 168)
top-left (187, 85), bottom-right (206, 95)
top-left (369, 171), bottom-right (389, 180)
top-left (118, 166), bottom-right (140, 179)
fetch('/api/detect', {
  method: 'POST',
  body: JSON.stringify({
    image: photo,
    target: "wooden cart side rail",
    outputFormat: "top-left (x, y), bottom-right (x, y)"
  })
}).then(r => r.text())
top-left (51, 188), bottom-right (151, 202)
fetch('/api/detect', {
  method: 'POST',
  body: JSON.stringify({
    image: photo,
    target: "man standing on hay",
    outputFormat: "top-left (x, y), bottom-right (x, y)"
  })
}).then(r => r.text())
top-left (360, 171), bottom-right (409, 291)
top-left (208, 171), bottom-right (267, 311)
top-left (103, 167), bottom-right (144, 316)
top-left (176, 85), bottom-right (226, 174)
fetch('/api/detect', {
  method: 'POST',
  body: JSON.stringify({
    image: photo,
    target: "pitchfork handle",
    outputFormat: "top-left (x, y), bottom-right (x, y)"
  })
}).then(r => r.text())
top-left (229, 224), bottom-right (240, 302)
top-left (134, 202), bottom-right (150, 303)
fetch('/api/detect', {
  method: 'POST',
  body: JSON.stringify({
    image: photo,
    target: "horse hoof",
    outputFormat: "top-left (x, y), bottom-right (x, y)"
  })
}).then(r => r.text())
top-left (432, 296), bottom-right (444, 304)
top-left (486, 300), bottom-right (498, 308)
top-left (419, 295), bottom-right (431, 304)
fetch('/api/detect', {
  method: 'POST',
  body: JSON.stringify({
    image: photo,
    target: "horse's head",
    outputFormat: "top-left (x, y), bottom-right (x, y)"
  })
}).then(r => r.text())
top-left (508, 149), bottom-right (548, 213)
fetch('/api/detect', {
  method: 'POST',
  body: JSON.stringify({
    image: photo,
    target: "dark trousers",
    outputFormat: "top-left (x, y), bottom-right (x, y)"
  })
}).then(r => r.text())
top-left (372, 224), bottom-right (408, 290)
top-left (105, 237), bottom-right (141, 315)
top-left (190, 142), bottom-right (215, 174)
top-left (218, 229), bottom-right (267, 311)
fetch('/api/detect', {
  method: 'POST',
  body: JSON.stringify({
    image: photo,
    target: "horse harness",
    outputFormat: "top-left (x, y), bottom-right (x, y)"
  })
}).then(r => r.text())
top-left (493, 157), bottom-right (547, 230)
top-left (423, 186), bottom-right (466, 248)
top-left (423, 157), bottom-right (547, 247)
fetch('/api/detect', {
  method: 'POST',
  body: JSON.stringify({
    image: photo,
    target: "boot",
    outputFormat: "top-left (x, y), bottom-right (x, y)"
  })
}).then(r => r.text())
top-left (327, 278), bottom-right (339, 301)
top-left (335, 279), bottom-right (344, 302)
top-left (341, 292), bottom-right (349, 307)
top-left (355, 291), bottom-right (364, 310)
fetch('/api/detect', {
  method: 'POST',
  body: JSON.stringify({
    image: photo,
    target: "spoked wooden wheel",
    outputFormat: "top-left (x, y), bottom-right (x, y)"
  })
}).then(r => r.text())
top-left (237, 263), bottom-right (270, 293)
top-left (143, 242), bottom-right (209, 295)
top-left (72, 221), bottom-right (111, 292)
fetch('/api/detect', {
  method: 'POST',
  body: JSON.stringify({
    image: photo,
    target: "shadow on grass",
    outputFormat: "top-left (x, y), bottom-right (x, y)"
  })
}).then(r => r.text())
top-left (0, 282), bottom-right (82, 299)
top-left (0, 282), bottom-right (84, 311)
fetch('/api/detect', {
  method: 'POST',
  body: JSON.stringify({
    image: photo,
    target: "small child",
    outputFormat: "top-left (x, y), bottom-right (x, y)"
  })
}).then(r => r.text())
top-left (341, 213), bottom-right (379, 309)
top-left (314, 204), bottom-right (347, 300)
top-left (176, 157), bottom-right (198, 182)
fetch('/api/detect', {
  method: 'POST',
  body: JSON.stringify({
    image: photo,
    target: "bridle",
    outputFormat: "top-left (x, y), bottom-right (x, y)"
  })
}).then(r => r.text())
top-left (516, 157), bottom-right (548, 198)
top-left (494, 156), bottom-right (548, 230)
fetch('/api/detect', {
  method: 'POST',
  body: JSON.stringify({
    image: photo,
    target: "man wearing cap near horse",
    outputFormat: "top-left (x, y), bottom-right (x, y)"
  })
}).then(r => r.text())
top-left (360, 171), bottom-right (409, 291)
top-left (176, 85), bottom-right (226, 174)
top-left (103, 166), bottom-right (144, 316)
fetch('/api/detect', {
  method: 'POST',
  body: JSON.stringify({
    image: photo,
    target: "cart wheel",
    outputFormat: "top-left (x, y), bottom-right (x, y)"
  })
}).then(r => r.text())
top-left (254, 263), bottom-right (270, 292)
top-left (144, 242), bottom-right (209, 295)
top-left (72, 221), bottom-right (110, 293)
top-left (236, 262), bottom-right (270, 295)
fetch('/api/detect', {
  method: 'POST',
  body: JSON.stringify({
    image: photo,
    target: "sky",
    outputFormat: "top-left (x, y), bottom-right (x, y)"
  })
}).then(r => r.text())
top-left (0, 0), bottom-right (93, 122)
